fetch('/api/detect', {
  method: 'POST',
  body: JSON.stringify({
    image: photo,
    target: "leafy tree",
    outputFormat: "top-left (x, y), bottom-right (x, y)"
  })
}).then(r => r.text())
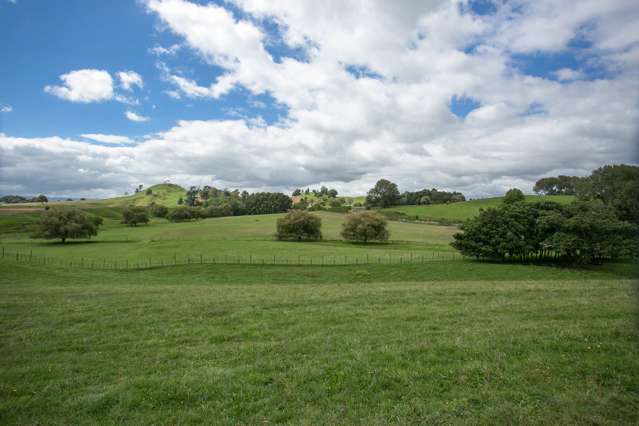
top-left (150, 204), bottom-right (169, 218)
top-left (503, 188), bottom-right (525, 204)
top-left (533, 175), bottom-right (581, 195)
top-left (177, 197), bottom-right (183, 205)
top-left (32, 208), bottom-right (102, 243)
top-left (243, 192), bottom-right (292, 214)
top-left (365, 179), bottom-right (400, 208)
top-left (35, 195), bottom-right (48, 203)
top-left (576, 164), bottom-right (639, 224)
top-left (121, 206), bottom-right (150, 226)
top-left (145, 188), bottom-right (153, 195)
top-left (327, 189), bottom-right (338, 198)
top-left (203, 203), bottom-right (233, 218)
top-left (276, 211), bottom-right (322, 241)
top-left (341, 212), bottom-right (389, 243)
top-left (292, 188), bottom-right (302, 196)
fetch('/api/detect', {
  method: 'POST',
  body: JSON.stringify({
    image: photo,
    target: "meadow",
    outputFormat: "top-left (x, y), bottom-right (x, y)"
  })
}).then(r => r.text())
top-left (382, 195), bottom-right (575, 223)
top-left (1, 190), bottom-right (638, 424)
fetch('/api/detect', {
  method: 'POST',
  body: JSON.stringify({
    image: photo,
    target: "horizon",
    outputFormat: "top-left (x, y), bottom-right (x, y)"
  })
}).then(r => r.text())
top-left (1, 0), bottom-right (638, 198)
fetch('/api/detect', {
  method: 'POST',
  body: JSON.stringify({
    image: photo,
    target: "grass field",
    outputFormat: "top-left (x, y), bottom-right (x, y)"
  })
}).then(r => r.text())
top-left (0, 212), bottom-right (459, 266)
top-left (382, 195), bottom-right (575, 223)
top-left (1, 261), bottom-right (638, 424)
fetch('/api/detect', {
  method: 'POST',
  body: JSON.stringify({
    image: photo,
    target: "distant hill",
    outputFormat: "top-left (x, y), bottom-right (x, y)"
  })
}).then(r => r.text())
top-left (102, 183), bottom-right (186, 207)
top-left (381, 195), bottom-right (576, 224)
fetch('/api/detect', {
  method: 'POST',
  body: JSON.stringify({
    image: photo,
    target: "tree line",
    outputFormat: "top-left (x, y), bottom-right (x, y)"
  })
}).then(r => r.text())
top-left (365, 179), bottom-right (465, 208)
top-left (1, 194), bottom-right (48, 204)
top-left (453, 164), bottom-right (639, 263)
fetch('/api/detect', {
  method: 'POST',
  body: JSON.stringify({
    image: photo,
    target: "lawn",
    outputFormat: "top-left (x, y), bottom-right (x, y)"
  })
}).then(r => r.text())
top-left (0, 261), bottom-right (637, 424)
top-left (382, 195), bottom-right (575, 223)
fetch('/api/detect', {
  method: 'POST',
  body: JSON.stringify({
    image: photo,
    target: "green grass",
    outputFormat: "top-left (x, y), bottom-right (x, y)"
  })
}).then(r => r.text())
top-left (383, 195), bottom-right (576, 223)
top-left (1, 261), bottom-right (637, 424)
top-left (0, 212), bottom-right (459, 265)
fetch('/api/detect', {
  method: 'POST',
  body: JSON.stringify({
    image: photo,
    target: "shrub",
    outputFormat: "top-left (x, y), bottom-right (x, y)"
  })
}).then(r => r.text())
top-left (503, 188), bottom-right (525, 204)
top-left (341, 212), bottom-right (389, 243)
top-left (150, 204), bottom-right (169, 218)
top-left (276, 211), bottom-right (322, 241)
top-left (203, 203), bottom-right (233, 218)
top-left (145, 188), bottom-right (153, 195)
top-left (32, 208), bottom-right (102, 243)
top-left (121, 206), bottom-right (150, 226)
top-left (167, 206), bottom-right (195, 222)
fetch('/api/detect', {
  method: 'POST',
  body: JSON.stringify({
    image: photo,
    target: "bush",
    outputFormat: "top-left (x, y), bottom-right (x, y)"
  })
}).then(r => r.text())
top-left (503, 188), bottom-right (525, 204)
top-left (203, 203), bottom-right (233, 218)
top-left (167, 206), bottom-right (195, 222)
top-left (151, 204), bottom-right (169, 218)
top-left (121, 206), bottom-right (150, 226)
top-left (341, 212), bottom-right (389, 243)
top-left (32, 208), bottom-right (102, 243)
top-left (276, 211), bottom-right (322, 241)
top-left (145, 188), bottom-right (153, 195)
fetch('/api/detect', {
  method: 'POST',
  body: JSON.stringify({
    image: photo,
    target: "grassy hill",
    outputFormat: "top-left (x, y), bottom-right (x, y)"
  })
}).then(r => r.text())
top-left (382, 195), bottom-right (576, 223)
top-left (101, 183), bottom-right (186, 207)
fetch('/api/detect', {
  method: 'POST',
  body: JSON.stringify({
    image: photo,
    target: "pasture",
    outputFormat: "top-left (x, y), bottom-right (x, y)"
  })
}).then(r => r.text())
top-left (382, 195), bottom-right (575, 223)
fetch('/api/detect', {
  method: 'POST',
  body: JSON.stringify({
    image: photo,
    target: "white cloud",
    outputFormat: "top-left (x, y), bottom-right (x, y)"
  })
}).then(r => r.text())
top-left (80, 134), bottom-right (134, 144)
top-left (5, 0), bottom-right (639, 197)
top-left (149, 44), bottom-right (181, 56)
top-left (554, 68), bottom-right (585, 82)
top-left (125, 111), bottom-right (149, 122)
top-left (44, 69), bottom-right (114, 103)
top-left (0, 105), bottom-right (12, 113)
top-left (117, 71), bottom-right (144, 91)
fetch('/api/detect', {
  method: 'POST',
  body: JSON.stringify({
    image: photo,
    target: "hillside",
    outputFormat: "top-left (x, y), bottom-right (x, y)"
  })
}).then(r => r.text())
top-left (97, 183), bottom-right (186, 207)
top-left (382, 195), bottom-right (576, 223)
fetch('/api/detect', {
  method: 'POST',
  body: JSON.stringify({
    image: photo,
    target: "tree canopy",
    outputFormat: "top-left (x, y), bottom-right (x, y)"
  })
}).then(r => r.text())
top-left (276, 211), bottom-right (322, 241)
top-left (341, 212), bottom-right (389, 243)
top-left (365, 179), bottom-right (400, 208)
top-left (32, 208), bottom-right (103, 243)
top-left (121, 206), bottom-right (150, 226)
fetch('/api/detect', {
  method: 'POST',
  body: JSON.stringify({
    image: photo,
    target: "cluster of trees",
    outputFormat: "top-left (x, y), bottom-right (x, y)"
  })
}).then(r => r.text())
top-left (533, 175), bottom-right (581, 195)
top-left (275, 211), bottom-right (389, 243)
top-left (365, 179), bottom-right (466, 208)
top-left (1, 194), bottom-right (48, 203)
top-left (453, 164), bottom-right (639, 264)
top-left (452, 199), bottom-right (637, 264)
top-left (32, 208), bottom-right (103, 243)
top-left (292, 186), bottom-right (339, 198)
top-left (178, 186), bottom-right (292, 218)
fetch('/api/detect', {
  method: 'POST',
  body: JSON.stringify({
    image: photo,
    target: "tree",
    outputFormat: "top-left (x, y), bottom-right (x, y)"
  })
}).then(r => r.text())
top-left (121, 206), bottom-right (149, 226)
top-left (292, 188), bottom-right (302, 196)
top-left (145, 188), bottom-right (153, 195)
top-left (276, 211), bottom-right (322, 241)
top-left (503, 188), bottom-right (525, 204)
top-left (365, 179), bottom-right (400, 208)
top-left (35, 194), bottom-right (48, 203)
top-left (533, 176), bottom-right (581, 195)
top-left (341, 212), bottom-right (389, 243)
top-left (177, 197), bottom-right (183, 205)
top-left (32, 208), bottom-right (102, 243)
top-left (243, 192), bottom-right (292, 215)
top-left (576, 164), bottom-right (639, 224)
top-left (327, 189), bottom-right (338, 198)
top-left (150, 204), bottom-right (169, 218)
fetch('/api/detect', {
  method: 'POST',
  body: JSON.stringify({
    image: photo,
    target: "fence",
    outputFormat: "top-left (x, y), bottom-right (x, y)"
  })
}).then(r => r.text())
top-left (0, 246), bottom-right (462, 271)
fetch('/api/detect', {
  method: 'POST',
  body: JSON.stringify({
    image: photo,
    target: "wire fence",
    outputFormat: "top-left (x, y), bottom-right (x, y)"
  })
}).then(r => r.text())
top-left (0, 246), bottom-right (463, 271)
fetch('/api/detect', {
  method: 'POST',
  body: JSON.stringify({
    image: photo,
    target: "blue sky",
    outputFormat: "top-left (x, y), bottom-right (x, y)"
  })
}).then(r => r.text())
top-left (1, 0), bottom-right (638, 197)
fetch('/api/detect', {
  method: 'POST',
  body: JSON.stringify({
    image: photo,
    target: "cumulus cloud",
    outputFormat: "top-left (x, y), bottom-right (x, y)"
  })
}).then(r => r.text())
top-left (125, 111), bottom-right (149, 122)
top-left (80, 134), bottom-right (134, 144)
top-left (117, 71), bottom-right (144, 91)
top-left (5, 0), bottom-right (639, 197)
top-left (44, 69), bottom-right (114, 103)
top-left (1, 105), bottom-right (12, 113)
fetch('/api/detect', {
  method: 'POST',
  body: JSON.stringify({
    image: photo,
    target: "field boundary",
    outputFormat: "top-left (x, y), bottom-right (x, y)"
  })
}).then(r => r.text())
top-left (0, 246), bottom-right (462, 271)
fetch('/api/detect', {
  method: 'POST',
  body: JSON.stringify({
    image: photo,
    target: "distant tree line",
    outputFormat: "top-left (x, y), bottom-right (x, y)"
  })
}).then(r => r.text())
top-left (292, 186), bottom-right (339, 198)
top-left (453, 164), bottom-right (639, 264)
top-left (365, 179), bottom-right (465, 208)
top-left (1, 194), bottom-right (48, 203)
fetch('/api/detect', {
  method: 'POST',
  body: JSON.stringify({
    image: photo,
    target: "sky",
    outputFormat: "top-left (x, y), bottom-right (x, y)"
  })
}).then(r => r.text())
top-left (1, 0), bottom-right (638, 198)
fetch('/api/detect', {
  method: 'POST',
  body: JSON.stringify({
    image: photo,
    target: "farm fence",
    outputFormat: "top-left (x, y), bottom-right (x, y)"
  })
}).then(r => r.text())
top-left (0, 246), bottom-right (463, 271)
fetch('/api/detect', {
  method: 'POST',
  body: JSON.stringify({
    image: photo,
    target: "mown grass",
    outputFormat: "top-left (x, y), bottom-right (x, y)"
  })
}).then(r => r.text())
top-left (382, 195), bottom-right (575, 223)
top-left (1, 261), bottom-right (637, 425)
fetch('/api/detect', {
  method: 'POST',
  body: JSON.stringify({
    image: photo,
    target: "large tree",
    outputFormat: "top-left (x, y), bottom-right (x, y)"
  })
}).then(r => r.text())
top-left (341, 212), bottom-right (389, 243)
top-left (276, 211), bottom-right (322, 241)
top-left (121, 206), bottom-right (150, 226)
top-left (365, 179), bottom-right (400, 208)
top-left (32, 208), bottom-right (103, 243)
